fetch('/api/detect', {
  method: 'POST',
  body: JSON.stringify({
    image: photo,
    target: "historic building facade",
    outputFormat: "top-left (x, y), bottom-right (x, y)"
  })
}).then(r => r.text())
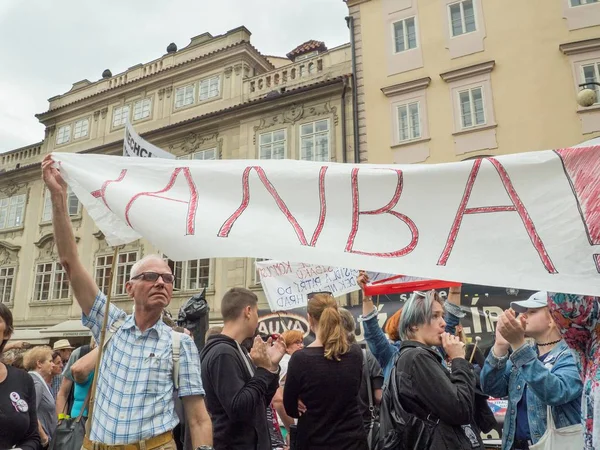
top-left (345, 0), bottom-right (600, 164)
top-left (0, 27), bottom-right (353, 341)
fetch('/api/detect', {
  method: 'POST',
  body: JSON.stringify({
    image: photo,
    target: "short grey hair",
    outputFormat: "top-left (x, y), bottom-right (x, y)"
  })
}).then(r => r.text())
top-left (129, 254), bottom-right (169, 280)
top-left (398, 291), bottom-right (444, 340)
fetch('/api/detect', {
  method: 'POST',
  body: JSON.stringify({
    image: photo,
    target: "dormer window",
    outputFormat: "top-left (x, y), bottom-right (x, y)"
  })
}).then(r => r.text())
top-left (287, 40), bottom-right (328, 63)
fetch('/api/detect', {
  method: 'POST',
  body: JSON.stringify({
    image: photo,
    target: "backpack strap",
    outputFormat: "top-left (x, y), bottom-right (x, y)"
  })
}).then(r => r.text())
top-left (172, 330), bottom-right (181, 390)
top-left (103, 317), bottom-right (126, 349)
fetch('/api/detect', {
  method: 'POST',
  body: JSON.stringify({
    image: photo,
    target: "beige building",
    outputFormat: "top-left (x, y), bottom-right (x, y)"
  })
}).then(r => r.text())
top-left (0, 27), bottom-right (353, 342)
top-left (345, 0), bottom-right (600, 164)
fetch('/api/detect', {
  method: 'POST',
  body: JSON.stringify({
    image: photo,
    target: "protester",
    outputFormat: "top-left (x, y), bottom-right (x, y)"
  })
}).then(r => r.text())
top-left (0, 304), bottom-right (41, 450)
top-left (548, 292), bottom-right (600, 448)
top-left (382, 290), bottom-right (485, 449)
top-left (201, 288), bottom-right (285, 450)
top-left (49, 351), bottom-right (63, 399)
top-left (70, 346), bottom-right (97, 420)
top-left (272, 330), bottom-right (305, 445)
top-left (357, 272), bottom-right (464, 379)
top-left (283, 293), bottom-right (368, 450)
top-left (24, 346), bottom-right (57, 449)
top-left (56, 339), bottom-right (92, 418)
top-left (205, 325), bottom-right (223, 341)
top-left (42, 155), bottom-right (213, 450)
top-left (339, 307), bottom-right (383, 448)
top-left (481, 292), bottom-right (583, 450)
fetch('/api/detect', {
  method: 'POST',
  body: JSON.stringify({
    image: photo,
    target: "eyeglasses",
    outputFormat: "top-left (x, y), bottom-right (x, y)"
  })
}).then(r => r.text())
top-left (307, 291), bottom-right (332, 299)
top-left (131, 272), bottom-right (175, 284)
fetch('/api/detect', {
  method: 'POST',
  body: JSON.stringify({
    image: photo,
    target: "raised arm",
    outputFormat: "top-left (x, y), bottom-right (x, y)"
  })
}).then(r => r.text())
top-left (42, 155), bottom-right (98, 315)
top-left (71, 347), bottom-right (98, 384)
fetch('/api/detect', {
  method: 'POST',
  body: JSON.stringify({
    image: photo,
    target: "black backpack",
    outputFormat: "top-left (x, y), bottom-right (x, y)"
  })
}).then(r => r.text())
top-left (378, 349), bottom-right (438, 450)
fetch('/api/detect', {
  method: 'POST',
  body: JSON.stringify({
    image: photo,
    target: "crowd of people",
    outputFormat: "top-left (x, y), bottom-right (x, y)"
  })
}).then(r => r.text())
top-left (1, 158), bottom-right (600, 450)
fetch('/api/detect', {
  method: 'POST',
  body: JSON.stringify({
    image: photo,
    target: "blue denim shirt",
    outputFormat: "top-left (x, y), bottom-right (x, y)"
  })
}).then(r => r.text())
top-left (360, 308), bottom-right (461, 381)
top-left (480, 340), bottom-right (582, 450)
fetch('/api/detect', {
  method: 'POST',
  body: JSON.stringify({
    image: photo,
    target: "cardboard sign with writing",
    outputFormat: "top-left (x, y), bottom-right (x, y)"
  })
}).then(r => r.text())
top-left (256, 260), bottom-right (360, 311)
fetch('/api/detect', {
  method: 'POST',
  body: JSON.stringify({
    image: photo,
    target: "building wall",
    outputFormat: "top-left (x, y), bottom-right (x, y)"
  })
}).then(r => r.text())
top-left (346, 0), bottom-right (600, 164)
top-left (0, 29), bottom-right (353, 332)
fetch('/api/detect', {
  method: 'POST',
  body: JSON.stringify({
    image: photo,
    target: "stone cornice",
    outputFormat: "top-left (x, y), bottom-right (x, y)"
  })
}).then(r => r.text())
top-left (559, 38), bottom-right (600, 56)
top-left (0, 240), bottom-right (21, 252)
top-left (440, 60), bottom-right (495, 83)
top-left (345, 0), bottom-right (372, 7)
top-left (381, 77), bottom-right (431, 97)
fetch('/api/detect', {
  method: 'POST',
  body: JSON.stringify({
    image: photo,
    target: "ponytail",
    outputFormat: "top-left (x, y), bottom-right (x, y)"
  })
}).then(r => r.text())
top-left (307, 294), bottom-right (349, 361)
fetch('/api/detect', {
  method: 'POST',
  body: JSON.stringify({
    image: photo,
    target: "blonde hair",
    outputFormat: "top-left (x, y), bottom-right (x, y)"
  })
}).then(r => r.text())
top-left (23, 346), bottom-right (53, 371)
top-left (307, 294), bottom-right (349, 361)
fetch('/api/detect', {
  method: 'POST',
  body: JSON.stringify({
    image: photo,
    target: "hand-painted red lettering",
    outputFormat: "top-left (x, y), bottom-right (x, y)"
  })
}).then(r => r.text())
top-left (124, 167), bottom-right (198, 235)
top-left (438, 158), bottom-right (557, 273)
top-left (345, 168), bottom-right (418, 257)
top-left (217, 166), bottom-right (328, 246)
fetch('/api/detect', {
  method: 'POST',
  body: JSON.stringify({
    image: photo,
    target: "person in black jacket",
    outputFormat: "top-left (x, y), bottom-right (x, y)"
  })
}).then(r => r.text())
top-left (200, 288), bottom-right (286, 450)
top-left (391, 290), bottom-right (486, 450)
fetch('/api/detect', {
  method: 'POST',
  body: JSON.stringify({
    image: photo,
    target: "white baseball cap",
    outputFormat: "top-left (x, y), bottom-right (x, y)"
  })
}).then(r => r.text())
top-left (510, 291), bottom-right (548, 313)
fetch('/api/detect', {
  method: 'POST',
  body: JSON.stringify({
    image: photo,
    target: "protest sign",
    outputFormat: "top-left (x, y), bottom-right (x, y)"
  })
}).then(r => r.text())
top-left (256, 260), bottom-right (360, 311)
top-left (123, 122), bottom-right (175, 159)
top-left (52, 139), bottom-right (600, 296)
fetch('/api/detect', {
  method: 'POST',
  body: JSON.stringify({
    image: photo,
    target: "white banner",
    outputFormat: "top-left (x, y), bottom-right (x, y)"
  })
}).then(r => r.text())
top-left (256, 260), bottom-right (360, 311)
top-left (52, 141), bottom-right (600, 296)
top-left (123, 122), bottom-right (175, 159)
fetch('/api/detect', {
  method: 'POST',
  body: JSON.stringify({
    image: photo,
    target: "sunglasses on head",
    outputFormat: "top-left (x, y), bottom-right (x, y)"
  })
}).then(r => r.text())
top-left (307, 291), bottom-right (332, 299)
top-left (131, 272), bottom-right (175, 284)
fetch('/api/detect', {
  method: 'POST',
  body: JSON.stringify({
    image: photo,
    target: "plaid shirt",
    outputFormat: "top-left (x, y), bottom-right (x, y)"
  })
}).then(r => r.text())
top-left (51, 374), bottom-right (62, 399)
top-left (83, 291), bottom-right (204, 444)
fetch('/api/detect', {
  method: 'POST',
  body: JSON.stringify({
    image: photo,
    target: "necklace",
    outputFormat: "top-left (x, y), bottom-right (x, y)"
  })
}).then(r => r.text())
top-left (536, 338), bottom-right (561, 347)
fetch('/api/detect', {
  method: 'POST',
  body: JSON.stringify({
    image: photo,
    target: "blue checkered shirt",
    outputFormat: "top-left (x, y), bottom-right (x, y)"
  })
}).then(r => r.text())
top-left (51, 374), bottom-right (62, 399)
top-left (82, 291), bottom-right (205, 444)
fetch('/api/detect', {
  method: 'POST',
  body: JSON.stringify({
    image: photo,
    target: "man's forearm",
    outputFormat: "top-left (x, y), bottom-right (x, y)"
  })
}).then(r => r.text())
top-left (190, 419), bottom-right (213, 448)
top-left (51, 192), bottom-right (78, 263)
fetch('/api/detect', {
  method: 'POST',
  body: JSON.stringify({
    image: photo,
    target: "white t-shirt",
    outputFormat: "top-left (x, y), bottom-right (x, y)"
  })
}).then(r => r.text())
top-left (279, 353), bottom-right (291, 385)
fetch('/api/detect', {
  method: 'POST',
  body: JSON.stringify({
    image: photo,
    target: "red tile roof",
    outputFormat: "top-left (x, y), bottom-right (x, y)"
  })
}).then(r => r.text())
top-left (286, 40), bottom-right (328, 59)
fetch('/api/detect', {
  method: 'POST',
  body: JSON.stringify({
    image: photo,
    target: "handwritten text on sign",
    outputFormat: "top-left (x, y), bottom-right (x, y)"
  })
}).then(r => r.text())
top-left (51, 140), bottom-right (600, 296)
top-left (256, 260), bottom-right (360, 311)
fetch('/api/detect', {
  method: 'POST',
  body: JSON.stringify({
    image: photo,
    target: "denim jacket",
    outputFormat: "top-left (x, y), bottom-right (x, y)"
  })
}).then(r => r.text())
top-left (480, 340), bottom-right (582, 450)
top-left (360, 308), bottom-right (461, 381)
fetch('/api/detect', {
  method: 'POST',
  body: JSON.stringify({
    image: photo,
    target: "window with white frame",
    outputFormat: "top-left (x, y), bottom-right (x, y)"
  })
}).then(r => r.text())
top-left (165, 258), bottom-right (211, 291)
top-left (459, 87), bottom-right (485, 128)
top-left (73, 119), bottom-right (89, 139)
top-left (300, 119), bottom-right (330, 162)
top-left (175, 84), bottom-right (195, 108)
top-left (582, 62), bottom-right (600, 105)
top-left (95, 251), bottom-right (138, 296)
top-left (133, 98), bottom-right (152, 121)
top-left (0, 194), bottom-right (26, 230)
top-left (571, 0), bottom-right (598, 6)
top-left (56, 125), bottom-right (71, 145)
top-left (397, 102), bottom-right (421, 142)
top-left (259, 130), bottom-right (286, 159)
top-left (199, 76), bottom-right (220, 101)
top-left (33, 262), bottom-right (69, 301)
top-left (42, 188), bottom-right (80, 222)
top-left (449, 0), bottom-right (476, 37)
top-left (112, 105), bottom-right (130, 127)
top-left (393, 17), bottom-right (417, 53)
top-left (192, 148), bottom-right (217, 160)
top-left (0, 267), bottom-right (15, 304)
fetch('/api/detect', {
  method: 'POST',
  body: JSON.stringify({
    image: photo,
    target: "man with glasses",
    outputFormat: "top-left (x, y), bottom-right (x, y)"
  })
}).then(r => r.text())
top-left (42, 155), bottom-right (213, 450)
